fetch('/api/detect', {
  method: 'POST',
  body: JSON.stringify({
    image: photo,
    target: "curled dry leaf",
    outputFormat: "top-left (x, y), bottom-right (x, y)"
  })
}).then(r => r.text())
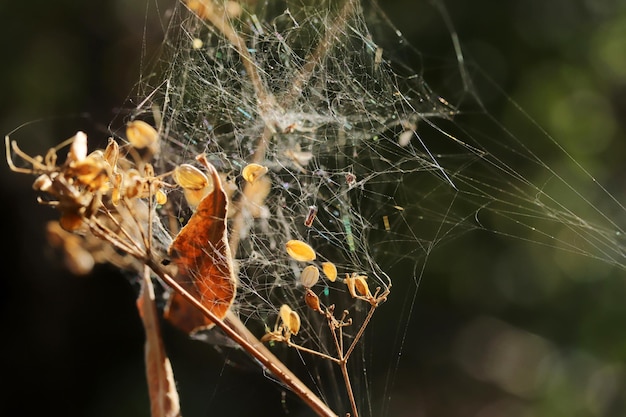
top-left (164, 161), bottom-right (237, 334)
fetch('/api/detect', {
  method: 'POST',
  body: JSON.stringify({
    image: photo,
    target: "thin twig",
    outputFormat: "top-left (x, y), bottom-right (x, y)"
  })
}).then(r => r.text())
top-left (146, 259), bottom-right (338, 417)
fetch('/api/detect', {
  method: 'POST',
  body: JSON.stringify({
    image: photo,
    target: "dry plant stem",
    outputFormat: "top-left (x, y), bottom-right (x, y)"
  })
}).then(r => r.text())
top-left (194, 1), bottom-right (277, 117)
top-left (281, 0), bottom-right (358, 105)
top-left (138, 265), bottom-right (181, 417)
top-left (189, 4), bottom-right (368, 416)
top-left (145, 259), bottom-right (338, 417)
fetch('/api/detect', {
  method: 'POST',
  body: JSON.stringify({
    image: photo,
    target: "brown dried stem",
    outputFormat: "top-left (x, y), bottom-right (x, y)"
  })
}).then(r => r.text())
top-left (145, 258), bottom-right (338, 417)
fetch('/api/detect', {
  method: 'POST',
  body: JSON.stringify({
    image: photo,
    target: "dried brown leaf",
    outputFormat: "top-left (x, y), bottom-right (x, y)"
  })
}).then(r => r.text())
top-left (164, 161), bottom-right (237, 334)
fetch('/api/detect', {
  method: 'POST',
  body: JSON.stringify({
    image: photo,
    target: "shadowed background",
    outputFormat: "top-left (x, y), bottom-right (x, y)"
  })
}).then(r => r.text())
top-left (1, 1), bottom-right (625, 416)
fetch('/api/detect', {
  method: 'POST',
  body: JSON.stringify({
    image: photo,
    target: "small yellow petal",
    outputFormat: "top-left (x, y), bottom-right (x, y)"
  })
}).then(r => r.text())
top-left (286, 240), bottom-right (316, 262)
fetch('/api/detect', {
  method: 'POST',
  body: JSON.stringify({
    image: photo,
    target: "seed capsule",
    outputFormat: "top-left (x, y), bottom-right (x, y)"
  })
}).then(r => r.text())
top-left (103, 138), bottom-right (119, 167)
top-left (279, 304), bottom-right (301, 335)
top-left (126, 120), bottom-right (158, 149)
top-left (321, 262), bottom-right (337, 282)
top-left (286, 240), bottom-right (316, 262)
top-left (242, 163), bottom-right (268, 183)
top-left (155, 189), bottom-right (167, 205)
top-left (305, 288), bottom-right (322, 313)
top-left (172, 164), bottom-right (211, 190)
top-left (354, 275), bottom-right (370, 297)
top-left (299, 265), bottom-right (320, 288)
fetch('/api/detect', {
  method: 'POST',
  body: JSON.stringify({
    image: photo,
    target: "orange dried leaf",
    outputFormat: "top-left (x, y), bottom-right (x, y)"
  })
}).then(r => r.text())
top-left (164, 162), bottom-right (237, 334)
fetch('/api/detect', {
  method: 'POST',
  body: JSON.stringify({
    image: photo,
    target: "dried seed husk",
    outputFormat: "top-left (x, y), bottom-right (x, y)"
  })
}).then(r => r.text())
top-left (279, 304), bottom-right (293, 327)
top-left (279, 304), bottom-right (301, 334)
top-left (103, 138), bottom-right (119, 167)
top-left (173, 164), bottom-right (211, 190)
top-left (288, 310), bottom-right (301, 335)
top-left (354, 275), bottom-right (370, 297)
top-left (155, 189), bottom-right (167, 205)
top-left (242, 163), bottom-right (268, 183)
top-left (305, 288), bottom-right (321, 313)
top-left (299, 265), bottom-right (320, 288)
top-left (321, 262), bottom-right (337, 282)
top-left (286, 239), bottom-right (316, 262)
top-left (126, 120), bottom-right (158, 149)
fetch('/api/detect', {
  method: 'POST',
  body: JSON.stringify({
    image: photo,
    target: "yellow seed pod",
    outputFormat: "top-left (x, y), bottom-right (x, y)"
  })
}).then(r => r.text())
top-left (299, 265), bottom-right (320, 288)
top-left (279, 304), bottom-right (300, 334)
top-left (286, 239), bottom-right (316, 262)
top-left (354, 275), bottom-right (370, 297)
top-left (288, 310), bottom-right (301, 335)
top-left (126, 120), bottom-right (158, 149)
top-left (321, 262), bottom-right (337, 282)
top-left (103, 138), bottom-right (119, 167)
top-left (279, 304), bottom-right (292, 327)
top-left (155, 189), bottom-right (167, 205)
top-left (111, 172), bottom-right (122, 206)
top-left (242, 163), bottom-right (269, 184)
top-left (172, 164), bottom-right (212, 190)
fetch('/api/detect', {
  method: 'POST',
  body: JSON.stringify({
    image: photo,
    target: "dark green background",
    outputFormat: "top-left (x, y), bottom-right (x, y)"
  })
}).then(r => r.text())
top-left (1, 1), bottom-right (625, 416)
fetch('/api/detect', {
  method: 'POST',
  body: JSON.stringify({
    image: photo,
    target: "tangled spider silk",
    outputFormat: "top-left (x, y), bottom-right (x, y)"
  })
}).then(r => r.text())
top-left (8, 0), bottom-right (626, 416)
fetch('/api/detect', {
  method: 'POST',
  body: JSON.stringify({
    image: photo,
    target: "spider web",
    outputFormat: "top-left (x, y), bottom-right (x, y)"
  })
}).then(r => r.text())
top-left (109, 0), bottom-right (626, 415)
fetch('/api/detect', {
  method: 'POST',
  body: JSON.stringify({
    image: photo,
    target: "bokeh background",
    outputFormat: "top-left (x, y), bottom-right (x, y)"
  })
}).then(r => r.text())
top-left (1, 1), bottom-right (625, 416)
